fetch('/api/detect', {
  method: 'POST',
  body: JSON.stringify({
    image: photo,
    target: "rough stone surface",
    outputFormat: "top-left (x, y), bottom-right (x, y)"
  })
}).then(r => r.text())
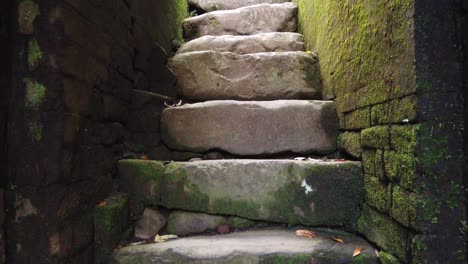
top-left (117, 160), bottom-right (165, 217)
top-left (189, 0), bottom-right (291, 12)
top-left (169, 51), bottom-right (320, 101)
top-left (119, 159), bottom-right (363, 226)
top-left (177, 33), bottom-right (304, 54)
top-left (161, 100), bottom-right (339, 155)
top-left (183, 3), bottom-right (298, 41)
top-left (134, 208), bottom-right (167, 240)
top-left (167, 211), bottom-right (226, 236)
top-left (94, 193), bottom-right (129, 264)
top-left (112, 228), bottom-right (378, 263)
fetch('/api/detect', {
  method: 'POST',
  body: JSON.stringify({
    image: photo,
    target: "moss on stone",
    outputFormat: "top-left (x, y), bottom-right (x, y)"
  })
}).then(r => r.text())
top-left (117, 160), bottom-right (165, 217)
top-left (357, 205), bottom-right (409, 262)
top-left (370, 96), bottom-right (417, 125)
top-left (379, 251), bottom-right (401, 264)
top-left (390, 125), bottom-right (417, 154)
top-left (337, 132), bottom-right (362, 158)
top-left (361, 126), bottom-right (390, 149)
top-left (364, 175), bottom-right (390, 213)
top-left (344, 107), bottom-right (371, 130)
top-left (27, 38), bottom-right (44, 70)
top-left (24, 78), bottom-right (46, 110)
top-left (297, 0), bottom-right (415, 102)
top-left (390, 186), bottom-right (414, 227)
top-left (228, 217), bottom-right (255, 229)
top-left (383, 151), bottom-right (416, 190)
top-left (94, 193), bottom-right (129, 234)
top-left (161, 164), bottom-right (210, 213)
top-left (94, 193), bottom-right (129, 263)
top-left (362, 149), bottom-right (376, 175)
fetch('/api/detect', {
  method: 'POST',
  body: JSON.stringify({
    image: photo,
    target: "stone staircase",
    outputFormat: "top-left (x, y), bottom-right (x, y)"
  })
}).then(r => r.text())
top-left (109, 1), bottom-right (378, 263)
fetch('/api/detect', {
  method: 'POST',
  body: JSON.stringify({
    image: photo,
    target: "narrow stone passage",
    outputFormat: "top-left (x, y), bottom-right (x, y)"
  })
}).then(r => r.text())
top-left (112, 1), bottom-right (378, 263)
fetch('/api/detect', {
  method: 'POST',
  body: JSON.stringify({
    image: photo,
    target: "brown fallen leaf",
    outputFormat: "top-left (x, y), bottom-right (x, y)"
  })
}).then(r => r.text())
top-left (353, 247), bottom-right (364, 257)
top-left (330, 236), bottom-right (344, 243)
top-left (98, 201), bottom-right (107, 207)
top-left (295, 229), bottom-right (318, 238)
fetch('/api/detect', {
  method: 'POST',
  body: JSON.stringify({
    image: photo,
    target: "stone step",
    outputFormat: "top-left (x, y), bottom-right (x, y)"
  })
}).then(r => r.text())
top-left (183, 3), bottom-right (298, 41)
top-left (169, 51), bottom-right (320, 101)
top-left (161, 100), bottom-right (338, 156)
top-left (117, 159), bottom-right (363, 226)
top-left (177, 33), bottom-right (305, 54)
top-left (112, 228), bottom-right (378, 263)
top-left (189, 0), bottom-right (292, 13)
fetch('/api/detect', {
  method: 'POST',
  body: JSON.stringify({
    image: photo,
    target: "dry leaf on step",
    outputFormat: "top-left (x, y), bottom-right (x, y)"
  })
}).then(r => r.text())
top-left (330, 236), bottom-right (344, 243)
top-left (295, 229), bottom-right (318, 238)
top-left (353, 247), bottom-right (364, 257)
top-left (154, 234), bottom-right (178, 243)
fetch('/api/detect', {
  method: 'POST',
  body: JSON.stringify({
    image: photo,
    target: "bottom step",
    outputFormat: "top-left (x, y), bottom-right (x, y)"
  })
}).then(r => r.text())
top-left (112, 228), bottom-right (378, 263)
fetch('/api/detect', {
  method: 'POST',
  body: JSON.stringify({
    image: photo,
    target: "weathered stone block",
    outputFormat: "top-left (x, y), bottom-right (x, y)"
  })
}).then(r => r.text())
top-left (169, 51), bottom-right (321, 101)
top-left (177, 33), bottom-right (304, 54)
top-left (183, 3), bottom-right (297, 40)
top-left (167, 211), bottom-right (227, 236)
top-left (390, 186), bottom-right (416, 227)
top-left (384, 151), bottom-right (416, 190)
top-left (161, 160), bottom-right (363, 227)
top-left (364, 175), bottom-right (390, 213)
top-left (343, 107), bottom-right (371, 129)
top-left (117, 160), bottom-right (165, 217)
top-left (94, 193), bottom-right (129, 264)
top-left (362, 149), bottom-right (376, 175)
top-left (189, 0), bottom-right (291, 12)
top-left (161, 100), bottom-right (339, 155)
top-left (371, 95), bottom-right (417, 125)
top-left (390, 125), bottom-right (417, 154)
top-left (361, 126), bottom-right (390, 149)
top-left (357, 205), bottom-right (410, 262)
top-left (337, 132), bottom-right (362, 158)
top-left (134, 208), bottom-right (167, 240)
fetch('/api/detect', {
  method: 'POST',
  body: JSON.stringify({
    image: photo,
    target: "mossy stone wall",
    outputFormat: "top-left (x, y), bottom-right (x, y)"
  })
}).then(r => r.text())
top-left (296, 0), bottom-right (466, 263)
top-left (6, 0), bottom-right (187, 263)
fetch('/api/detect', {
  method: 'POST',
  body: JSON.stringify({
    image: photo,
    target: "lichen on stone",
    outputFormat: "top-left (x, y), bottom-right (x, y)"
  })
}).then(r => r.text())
top-left (27, 38), bottom-right (44, 70)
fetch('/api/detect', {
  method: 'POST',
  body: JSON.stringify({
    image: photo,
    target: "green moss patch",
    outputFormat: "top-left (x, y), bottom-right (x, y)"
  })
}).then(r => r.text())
top-left (337, 132), bottom-right (362, 158)
top-left (357, 205), bottom-right (409, 262)
top-left (361, 126), bottom-right (390, 149)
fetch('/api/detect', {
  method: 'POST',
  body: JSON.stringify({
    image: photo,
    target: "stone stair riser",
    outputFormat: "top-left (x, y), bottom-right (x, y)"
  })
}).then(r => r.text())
top-left (184, 3), bottom-right (298, 40)
top-left (117, 159), bottom-right (363, 227)
top-left (160, 100), bottom-right (339, 156)
top-left (169, 51), bottom-right (321, 101)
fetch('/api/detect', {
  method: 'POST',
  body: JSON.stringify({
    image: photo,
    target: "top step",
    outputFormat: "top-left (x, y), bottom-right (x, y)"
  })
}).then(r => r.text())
top-left (184, 3), bottom-right (298, 41)
top-left (189, 0), bottom-right (291, 12)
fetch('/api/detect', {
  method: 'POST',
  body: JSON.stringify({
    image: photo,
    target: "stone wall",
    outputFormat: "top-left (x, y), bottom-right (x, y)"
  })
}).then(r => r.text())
top-left (462, 0), bottom-right (468, 260)
top-left (6, 0), bottom-right (187, 263)
top-left (0, 0), bottom-right (12, 262)
top-left (296, 0), bottom-right (466, 263)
